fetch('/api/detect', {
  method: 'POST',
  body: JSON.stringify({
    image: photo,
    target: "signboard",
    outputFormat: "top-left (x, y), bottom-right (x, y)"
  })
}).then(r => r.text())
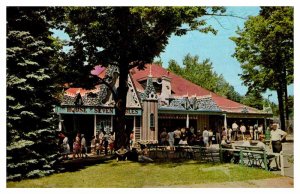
top-left (125, 109), bottom-right (142, 116)
top-left (55, 106), bottom-right (115, 115)
top-left (55, 106), bottom-right (142, 116)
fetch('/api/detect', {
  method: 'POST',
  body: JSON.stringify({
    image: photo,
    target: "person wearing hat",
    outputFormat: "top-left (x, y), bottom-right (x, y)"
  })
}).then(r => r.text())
top-left (270, 123), bottom-right (287, 169)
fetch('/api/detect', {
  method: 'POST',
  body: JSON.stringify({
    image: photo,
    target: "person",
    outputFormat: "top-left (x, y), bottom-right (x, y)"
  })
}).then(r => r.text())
top-left (258, 124), bottom-right (264, 137)
top-left (257, 136), bottom-right (277, 170)
top-left (178, 137), bottom-right (188, 145)
top-left (220, 136), bottom-right (229, 146)
top-left (127, 147), bottom-right (139, 162)
top-left (174, 128), bottom-right (181, 146)
top-left (99, 130), bottom-right (105, 146)
top-left (202, 127), bottom-right (209, 147)
top-left (180, 127), bottom-right (187, 140)
top-left (160, 128), bottom-right (169, 146)
top-left (115, 146), bottom-right (128, 161)
top-left (95, 133), bottom-right (102, 155)
top-left (90, 135), bottom-right (96, 155)
top-left (108, 132), bottom-right (115, 154)
top-left (220, 136), bottom-right (233, 163)
top-left (167, 130), bottom-right (175, 150)
top-left (73, 135), bottom-right (81, 159)
top-left (254, 124), bottom-right (259, 140)
top-left (270, 123), bottom-right (287, 168)
top-left (221, 127), bottom-right (227, 141)
top-left (129, 131), bottom-right (134, 148)
top-left (138, 144), bottom-right (154, 162)
top-left (190, 126), bottom-right (195, 135)
top-left (240, 124), bottom-right (246, 140)
top-left (62, 133), bottom-right (70, 159)
top-left (256, 136), bottom-right (266, 150)
top-left (81, 134), bottom-right (88, 158)
top-left (242, 137), bottom-right (251, 146)
top-left (249, 125), bottom-right (254, 140)
top-left (232, 121), bottom-right (238, 141)
top-left (227, 127), bottom-right (232, 142)
top-left (103, 131), bottom-right (109, 155)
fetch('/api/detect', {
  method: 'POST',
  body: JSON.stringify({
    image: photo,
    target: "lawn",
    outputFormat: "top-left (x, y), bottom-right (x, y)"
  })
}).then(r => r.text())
top-left (7, 160), bottom-right (280, 188)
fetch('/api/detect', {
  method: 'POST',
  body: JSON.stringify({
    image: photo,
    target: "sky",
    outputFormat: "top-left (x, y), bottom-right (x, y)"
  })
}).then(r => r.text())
top-left (157, 6), bottom-right (294, 104)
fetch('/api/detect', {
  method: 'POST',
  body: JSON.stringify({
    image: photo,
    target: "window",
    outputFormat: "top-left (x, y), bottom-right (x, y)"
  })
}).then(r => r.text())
top-left (150, 113), bottom-right (155, 128)
top-left (135, 116), bottom-right (141, 128)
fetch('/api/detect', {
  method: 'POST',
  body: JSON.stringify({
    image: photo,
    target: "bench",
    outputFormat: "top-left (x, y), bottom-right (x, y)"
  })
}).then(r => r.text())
top-left (220, 144), bottom-right (280, 170)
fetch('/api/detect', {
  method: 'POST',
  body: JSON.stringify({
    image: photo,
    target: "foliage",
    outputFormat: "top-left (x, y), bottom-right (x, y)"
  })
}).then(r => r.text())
top-left (63, 7), bottom-right (227, 149)
top-left (167, 54), bottom-right (242, 102)
top-left (6, 7), bottom-right (63, 181)
top-left (7, 161), bottom-right (279, 187)
top-left (153, 57), bottom-right (163, 66)
top-left (240, 90), bottom-right (264, 110)
top-left (286, 95), bottom-right (294, 118)
top-left (231, 7), bottom-right (293, 130)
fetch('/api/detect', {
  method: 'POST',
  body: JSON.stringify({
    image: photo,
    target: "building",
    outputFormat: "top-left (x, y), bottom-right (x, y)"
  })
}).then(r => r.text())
top-left (55, 64), bottom-right (272, 143)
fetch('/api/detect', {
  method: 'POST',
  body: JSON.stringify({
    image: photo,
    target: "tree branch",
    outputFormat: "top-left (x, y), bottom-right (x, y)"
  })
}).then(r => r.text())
top-left (128, 60), bottom-right (148, 70)
top-left (205, 13), bottom-right (248, 20)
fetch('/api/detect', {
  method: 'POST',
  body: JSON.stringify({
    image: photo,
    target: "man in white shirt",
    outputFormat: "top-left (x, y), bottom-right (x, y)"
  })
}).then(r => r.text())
top-left (232, 121), bottom-right (238, 141)
top-left (270, 123), bottom-right (287, 169)
top-left (240, 124), bottom-right (246, 140)
top-left (202, 127), bottom-right (209, 147)
top-left (270, 123), bottom-right (287, 153)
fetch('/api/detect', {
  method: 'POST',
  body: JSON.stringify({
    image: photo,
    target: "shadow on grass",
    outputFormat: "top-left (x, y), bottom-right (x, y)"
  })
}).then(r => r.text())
top-left (58, 155), bottom-right (223, 172)
top-left (58, 156), bottom-right (114, 172)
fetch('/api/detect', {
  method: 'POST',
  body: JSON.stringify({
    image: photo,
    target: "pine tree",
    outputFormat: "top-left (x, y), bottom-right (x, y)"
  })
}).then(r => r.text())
top-left (7, 7), bottom-right (61, 181)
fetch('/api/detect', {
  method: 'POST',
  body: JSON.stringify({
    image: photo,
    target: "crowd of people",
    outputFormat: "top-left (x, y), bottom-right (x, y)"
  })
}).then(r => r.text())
top-left (158, 121), bottom-right (287, 150)
top-left (58, 132), bottom-right (88, 160)
top-left (58, 120), bottom-right (287, 168)
top-left (90, 130), bottom-right (115, 156)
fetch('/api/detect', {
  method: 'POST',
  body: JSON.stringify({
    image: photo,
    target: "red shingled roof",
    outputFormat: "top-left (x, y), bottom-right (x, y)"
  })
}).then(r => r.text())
top-left (65, 64), bottom-right (266, 114)
top-left (131, 64), bottom-right (263, 114)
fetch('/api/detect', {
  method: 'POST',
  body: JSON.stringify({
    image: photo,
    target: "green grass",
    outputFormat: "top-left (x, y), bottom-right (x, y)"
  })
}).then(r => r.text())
top-left (7, 160), bottom-right (280, 188)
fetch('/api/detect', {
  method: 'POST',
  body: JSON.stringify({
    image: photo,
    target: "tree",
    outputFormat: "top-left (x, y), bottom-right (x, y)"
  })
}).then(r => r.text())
top-left (6, 7), bottom-right (65, 180)
top-left (63, 7), bottom-right (226, 149)
top-left (153, 57), bottom-right (163, 66)
top-left (231, 7), bottom-right (293, 130)
top-left (167, 54), bottom-right (242, 102)
top-left (240, 90), bottom-right (264, 110)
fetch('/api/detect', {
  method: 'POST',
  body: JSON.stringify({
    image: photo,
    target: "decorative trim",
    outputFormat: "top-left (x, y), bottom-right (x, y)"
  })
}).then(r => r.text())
top-left (158, 96), bottom-right (221, 112)
top-left (142, 76), bottom-right (157, 101)
top-left (126, 75), bottom-right (142, 108)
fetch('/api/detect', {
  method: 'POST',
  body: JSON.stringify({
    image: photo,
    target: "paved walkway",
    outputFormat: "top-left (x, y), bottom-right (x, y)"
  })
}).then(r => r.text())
top-left (163, 177), bottom-right (294, 188)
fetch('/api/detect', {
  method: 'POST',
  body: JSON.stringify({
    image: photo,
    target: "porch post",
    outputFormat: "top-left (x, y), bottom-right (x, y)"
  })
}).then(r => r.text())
top-left (186, 114), bottom-right (189, 128)
top-left (94, 115), bottom-right (97, 136)
top-left (58, 113), bottom-right (62, 131)
top-left (111, 115), bottom-right (114, 132)
top-left (223, 114), bottom-right (227, 129)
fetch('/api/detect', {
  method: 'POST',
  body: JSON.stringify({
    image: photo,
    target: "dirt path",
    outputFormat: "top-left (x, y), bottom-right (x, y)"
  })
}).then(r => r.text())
top-left (158, 177), bottom-right (294, 188)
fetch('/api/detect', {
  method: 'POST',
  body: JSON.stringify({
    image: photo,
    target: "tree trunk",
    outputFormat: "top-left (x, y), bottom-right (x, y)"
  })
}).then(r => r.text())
top-left (283, 65), bottom-right (289, 131)
top-left (277, 88), bottom-right (286, 131)
top-left (114, 63), bottom-right (130, 150)
top-left (113, 7), bottom-right (133, 150)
